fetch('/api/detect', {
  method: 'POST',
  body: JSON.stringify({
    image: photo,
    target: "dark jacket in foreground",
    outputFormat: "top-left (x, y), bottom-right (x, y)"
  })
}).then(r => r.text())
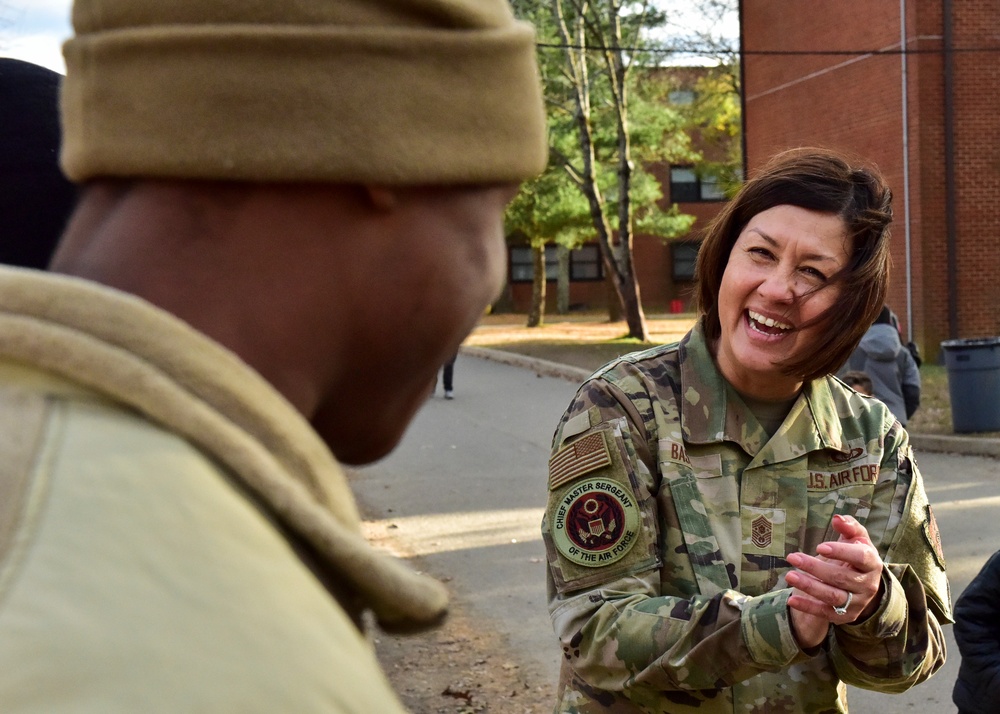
top-left (953, 550), bottom-right (1000, 714)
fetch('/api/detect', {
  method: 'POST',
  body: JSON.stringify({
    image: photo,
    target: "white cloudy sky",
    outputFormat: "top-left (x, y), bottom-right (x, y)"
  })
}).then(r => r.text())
top-left (0, 0), bottom-right (72, 72)
top-left (0, 0), bottom-right (735, 76)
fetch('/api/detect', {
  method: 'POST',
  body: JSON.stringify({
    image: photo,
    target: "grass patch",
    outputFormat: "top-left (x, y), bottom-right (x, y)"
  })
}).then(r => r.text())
top-left (469, 313), bottom-right (694, 372)
top-left (907, 365), bottom-right (951, 434)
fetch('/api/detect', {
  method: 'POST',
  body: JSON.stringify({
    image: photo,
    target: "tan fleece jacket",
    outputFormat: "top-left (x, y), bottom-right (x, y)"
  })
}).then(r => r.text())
top-left (0, 265), bottom-right (448, 632)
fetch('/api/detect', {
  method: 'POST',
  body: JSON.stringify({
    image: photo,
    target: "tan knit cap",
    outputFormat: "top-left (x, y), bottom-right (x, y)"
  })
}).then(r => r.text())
top-left (60, 0), bottom-right (548, 184)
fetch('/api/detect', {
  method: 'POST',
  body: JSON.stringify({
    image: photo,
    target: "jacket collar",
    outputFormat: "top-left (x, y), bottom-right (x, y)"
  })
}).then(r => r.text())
top-left (678, 319), bottom-right (851, 461)
top-left (0, 266), bottom-right (447, 633)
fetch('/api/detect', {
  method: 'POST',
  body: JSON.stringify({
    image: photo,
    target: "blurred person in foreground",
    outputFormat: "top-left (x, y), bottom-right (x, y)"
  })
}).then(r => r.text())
top-left (0, 58), bottom-right (77, 267)
top-left (541, 148), bottom-right (951, 713)
top-left (0, 1), bottom-right (545, 711)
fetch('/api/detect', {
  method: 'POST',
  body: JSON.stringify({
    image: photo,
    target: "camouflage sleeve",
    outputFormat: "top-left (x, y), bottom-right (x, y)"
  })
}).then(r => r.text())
top-left (544, 378), bottom-right (812, 701)
top-left (827, 420), bottom-right (952, 692)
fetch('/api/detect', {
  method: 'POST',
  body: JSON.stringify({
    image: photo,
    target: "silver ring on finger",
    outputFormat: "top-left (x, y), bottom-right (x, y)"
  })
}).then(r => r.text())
top-left (832, 591), bottom-right (852, 616)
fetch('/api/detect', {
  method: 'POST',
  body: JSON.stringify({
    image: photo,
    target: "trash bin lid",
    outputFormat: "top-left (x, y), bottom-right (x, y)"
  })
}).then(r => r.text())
top-left (940, 337), bottom-right (1000, 350)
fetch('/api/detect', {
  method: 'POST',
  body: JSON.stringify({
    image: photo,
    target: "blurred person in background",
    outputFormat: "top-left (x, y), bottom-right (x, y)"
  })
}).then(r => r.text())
top-left (439, 352), bottom-right (457, 399)
top-left (842, 369), bottom-right (873, 396)
top-left (839, 305), bottom-right (920, 426)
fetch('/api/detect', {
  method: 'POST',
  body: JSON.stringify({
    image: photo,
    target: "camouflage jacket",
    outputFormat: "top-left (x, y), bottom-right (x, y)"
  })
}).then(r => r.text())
top-left (542, 322), bottom-right (952, 713)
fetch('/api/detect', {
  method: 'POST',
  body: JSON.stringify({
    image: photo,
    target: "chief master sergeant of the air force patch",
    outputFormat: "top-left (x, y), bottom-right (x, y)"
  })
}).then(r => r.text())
top-left (545, 426), bottom-right (657, 592)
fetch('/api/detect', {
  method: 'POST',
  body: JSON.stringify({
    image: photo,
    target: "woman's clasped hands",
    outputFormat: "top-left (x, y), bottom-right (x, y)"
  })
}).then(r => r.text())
top-left (785, 514), bottom-right (886, 649)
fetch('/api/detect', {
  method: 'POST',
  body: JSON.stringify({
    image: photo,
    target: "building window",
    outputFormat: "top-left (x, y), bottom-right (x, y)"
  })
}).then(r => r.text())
top-left (671, 241), bottom-right (700, 282)
top-left (668, 89), bottom-right (696, 105)
top-left (509, 248), bottom-right (533, 281)
top-left (570, 244), bottom-right (602, 280)
top-left (699, 174), bottom-right (726, 200)
top-left (669, 167), bottom-right (700, 203)
top-left (669, 166), bottom-right (726, 203)
top-left (509, 244), bottom-right (604, 283)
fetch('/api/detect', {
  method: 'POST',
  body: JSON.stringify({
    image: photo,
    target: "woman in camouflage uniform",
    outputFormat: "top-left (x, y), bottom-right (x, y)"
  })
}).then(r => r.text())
top-left (542, 148), bottom-right (951, 713)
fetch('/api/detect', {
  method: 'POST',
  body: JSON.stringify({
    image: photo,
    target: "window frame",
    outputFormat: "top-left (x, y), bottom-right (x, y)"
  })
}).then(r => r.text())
top-left (508, 243), bottom-right (604, 283)
top-left (669, 165), bottom-right (726, 203)
top-left (671, 240), bottom-right (701, 282)
top-left (569, 244), bottom-right (603, 282)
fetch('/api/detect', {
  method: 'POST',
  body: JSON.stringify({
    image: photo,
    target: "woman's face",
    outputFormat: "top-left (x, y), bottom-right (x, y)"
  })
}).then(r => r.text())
top-left (713, 204), bottom-right (850, 400)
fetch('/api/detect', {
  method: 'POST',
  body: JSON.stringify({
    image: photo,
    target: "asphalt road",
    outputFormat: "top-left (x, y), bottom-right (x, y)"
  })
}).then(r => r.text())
top-left (351, 353), bottom-right (1000, 714)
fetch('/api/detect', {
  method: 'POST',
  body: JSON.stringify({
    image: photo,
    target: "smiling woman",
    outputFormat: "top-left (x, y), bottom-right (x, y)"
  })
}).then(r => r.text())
top-left (696, 148), bottom-right (893, 383)
top-left (540, 148), bottom-right (953, 713)
top-left (714, 204), bottom-right (851, 399)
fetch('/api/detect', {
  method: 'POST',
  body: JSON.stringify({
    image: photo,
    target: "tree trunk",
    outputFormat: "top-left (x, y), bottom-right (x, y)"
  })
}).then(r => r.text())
top-left (552, 0), bottom-right (648, 341)
top-left (557, 244), bottom-right (571, 314)
top-left (527, 244), bottom-right (546, 327)
top-left (605, 271), bottom-right (622, 322)
top-left (618, 271), bottom-right (647, 340)
top-left (612, 240), bottom-right (647, 338)
top-left (607, 0), bottom-right (648, 342)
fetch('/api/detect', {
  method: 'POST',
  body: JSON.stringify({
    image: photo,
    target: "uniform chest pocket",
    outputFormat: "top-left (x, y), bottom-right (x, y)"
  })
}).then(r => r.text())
top-left (656, 442), bottom-right (739, 595)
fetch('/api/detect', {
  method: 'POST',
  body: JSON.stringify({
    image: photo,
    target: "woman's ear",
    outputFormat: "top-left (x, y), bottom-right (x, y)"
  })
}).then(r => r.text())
top-left (363, 185), bottom-right (399, 212)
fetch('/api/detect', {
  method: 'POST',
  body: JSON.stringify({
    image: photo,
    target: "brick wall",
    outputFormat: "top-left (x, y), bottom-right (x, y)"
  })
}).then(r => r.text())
top-left (949, 0), bottom-right (1000, 339)
top-left (742, 0), bottom-right (1000, 359)
top-left (912, 0), bottom-right (945, 353)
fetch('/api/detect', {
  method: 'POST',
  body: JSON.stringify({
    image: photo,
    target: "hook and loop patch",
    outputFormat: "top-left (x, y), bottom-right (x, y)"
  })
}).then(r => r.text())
top-left (551, 476), bottom-right (641, 568)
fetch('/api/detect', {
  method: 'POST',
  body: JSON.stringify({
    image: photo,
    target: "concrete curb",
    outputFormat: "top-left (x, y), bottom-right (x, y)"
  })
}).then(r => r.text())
top-left (460, 346), bottom-right (594, 384)
top-left (462, 345), bottom-right (1000, 460)
top-left (909, 433), bottom-right (1000, 459)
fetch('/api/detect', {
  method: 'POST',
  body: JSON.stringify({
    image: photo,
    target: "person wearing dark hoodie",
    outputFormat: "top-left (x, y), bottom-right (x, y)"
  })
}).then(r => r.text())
top-left (840, 305), bottom-right (920, 425)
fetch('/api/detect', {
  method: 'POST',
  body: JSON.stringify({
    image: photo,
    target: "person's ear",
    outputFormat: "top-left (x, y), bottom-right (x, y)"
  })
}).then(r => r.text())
top-left (363, 185), bottom-right (399, 212)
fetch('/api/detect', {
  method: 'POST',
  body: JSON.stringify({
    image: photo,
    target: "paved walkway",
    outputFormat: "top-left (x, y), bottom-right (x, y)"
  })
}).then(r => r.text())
top-left (352, 351), bottom-right (1000, 714)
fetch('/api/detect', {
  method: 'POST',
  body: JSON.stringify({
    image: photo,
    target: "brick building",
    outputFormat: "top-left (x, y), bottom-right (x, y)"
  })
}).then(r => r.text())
top-left (506, 192), bottom-right (723, 315)
top-left (741, 0), bottom-right (1000, 359)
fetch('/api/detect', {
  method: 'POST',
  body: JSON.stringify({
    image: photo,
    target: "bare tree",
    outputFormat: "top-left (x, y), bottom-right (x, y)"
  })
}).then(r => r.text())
top-left (549, 0), bottom-right (658, 340)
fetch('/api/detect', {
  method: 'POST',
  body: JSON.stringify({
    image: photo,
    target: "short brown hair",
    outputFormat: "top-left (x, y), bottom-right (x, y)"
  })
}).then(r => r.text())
top-left (694, 147), bottom-right (892, 382)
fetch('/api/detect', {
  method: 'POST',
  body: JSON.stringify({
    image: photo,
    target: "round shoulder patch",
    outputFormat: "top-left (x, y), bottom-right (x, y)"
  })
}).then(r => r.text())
top-left (551, 477), bottom-right (641, 568)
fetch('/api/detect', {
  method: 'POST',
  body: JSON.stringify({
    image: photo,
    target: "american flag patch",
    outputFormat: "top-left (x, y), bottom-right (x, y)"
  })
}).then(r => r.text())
top-left (549, 432), bottom-right (611, 490)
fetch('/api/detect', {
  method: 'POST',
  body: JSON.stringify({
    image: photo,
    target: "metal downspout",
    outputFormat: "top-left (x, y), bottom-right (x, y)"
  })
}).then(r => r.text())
top-left (738, 0), bottom-right (748, 181)
top-left (944, 0), bottom-right (958, 338)
top-left (900, 0), bottom-right (913, 340)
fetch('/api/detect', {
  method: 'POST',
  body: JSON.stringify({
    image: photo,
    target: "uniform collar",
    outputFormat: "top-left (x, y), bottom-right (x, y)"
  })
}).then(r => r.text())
top-left (679, 319), bottom-right (851, 460)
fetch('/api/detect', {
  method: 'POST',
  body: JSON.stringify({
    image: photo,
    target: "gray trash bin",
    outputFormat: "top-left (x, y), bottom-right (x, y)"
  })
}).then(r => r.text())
top-left (940, 337), bottom-right (1000, 433)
